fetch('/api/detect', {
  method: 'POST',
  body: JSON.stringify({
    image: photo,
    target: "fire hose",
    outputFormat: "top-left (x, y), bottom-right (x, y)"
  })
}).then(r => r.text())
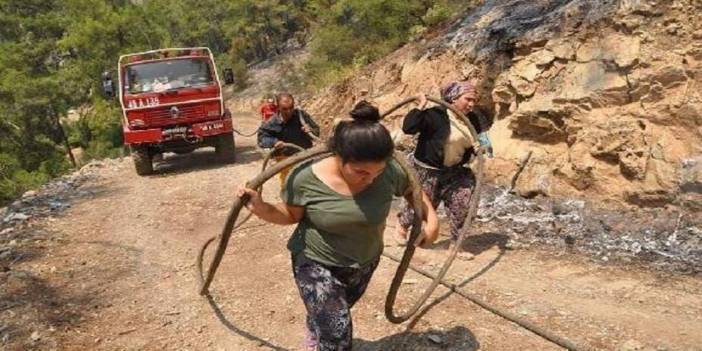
top-left (232, 128), bottom-right (258, 137)
top-left (196, 96), bottom-right (589, 351)
top-left (231, 109), bottom-right (323, 140)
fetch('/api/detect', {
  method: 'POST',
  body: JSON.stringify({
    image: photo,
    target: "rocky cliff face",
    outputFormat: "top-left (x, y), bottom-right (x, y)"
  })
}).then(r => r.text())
top-left (297, 0), bottom-right (702, 208)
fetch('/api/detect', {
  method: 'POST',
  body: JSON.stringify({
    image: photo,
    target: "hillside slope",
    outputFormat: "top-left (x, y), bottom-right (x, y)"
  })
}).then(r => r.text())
top-left (236, 0), bottom-right (702, 208)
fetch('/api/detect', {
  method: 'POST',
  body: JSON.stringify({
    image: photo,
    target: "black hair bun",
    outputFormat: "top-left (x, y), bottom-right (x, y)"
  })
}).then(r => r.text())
top-left (349, 100), bottom-right (381, 123)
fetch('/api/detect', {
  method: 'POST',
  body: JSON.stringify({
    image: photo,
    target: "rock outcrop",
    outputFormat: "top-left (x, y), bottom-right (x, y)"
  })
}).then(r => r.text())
top-left (299, 0), bottom-right (702, 208)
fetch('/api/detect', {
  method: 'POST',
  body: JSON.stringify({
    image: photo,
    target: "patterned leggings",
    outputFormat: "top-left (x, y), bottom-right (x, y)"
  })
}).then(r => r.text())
top-left (292, 254), bottom-right (380, 351)
top-left (398, 156), bottom-right (476, 241)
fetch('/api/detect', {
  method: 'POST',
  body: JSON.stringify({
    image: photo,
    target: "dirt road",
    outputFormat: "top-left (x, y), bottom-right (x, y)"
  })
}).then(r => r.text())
top-left (1, 113), bottom-right (701, 351)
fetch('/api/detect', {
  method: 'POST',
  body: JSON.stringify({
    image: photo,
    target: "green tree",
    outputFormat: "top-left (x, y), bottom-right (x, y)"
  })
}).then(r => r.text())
top-left (0, 0), bottom-right (474, 205)
top-left (0, 0), bottom-right (72, 171)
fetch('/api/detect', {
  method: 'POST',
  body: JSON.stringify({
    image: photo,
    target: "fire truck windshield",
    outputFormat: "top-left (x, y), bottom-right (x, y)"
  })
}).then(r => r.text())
top-left (125, 58), bottom-right (214, 94)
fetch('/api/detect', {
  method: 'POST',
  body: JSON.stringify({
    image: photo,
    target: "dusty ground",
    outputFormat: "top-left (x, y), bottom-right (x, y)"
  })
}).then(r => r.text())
top-left (1, 113), bottom-right (701, 351)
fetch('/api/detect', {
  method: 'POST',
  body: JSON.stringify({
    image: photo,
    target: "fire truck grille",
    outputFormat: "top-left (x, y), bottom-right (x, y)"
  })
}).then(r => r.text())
top-left (147, 105), bottom-right (207, 126)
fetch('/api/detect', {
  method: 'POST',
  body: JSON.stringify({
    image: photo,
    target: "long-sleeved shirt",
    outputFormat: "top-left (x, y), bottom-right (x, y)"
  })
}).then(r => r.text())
top-left (402, 106), bottom-right (490, 169)
top-left (257, 109), bottom-right (320, 156)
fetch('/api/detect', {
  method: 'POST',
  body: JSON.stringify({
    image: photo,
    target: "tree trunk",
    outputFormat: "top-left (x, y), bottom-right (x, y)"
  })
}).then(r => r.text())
top-left (51, 111), bottom-right (77, 168)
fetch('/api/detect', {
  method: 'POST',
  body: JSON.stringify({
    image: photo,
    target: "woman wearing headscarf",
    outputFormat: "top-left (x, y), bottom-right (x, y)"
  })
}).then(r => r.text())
top-left (396, 81), bottom-right (492, 255)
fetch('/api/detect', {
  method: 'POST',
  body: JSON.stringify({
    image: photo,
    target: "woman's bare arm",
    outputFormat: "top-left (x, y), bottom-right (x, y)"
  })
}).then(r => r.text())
top-left (237, 188), bottom-right (304, 225)
top-left (404, 190), bottom-right (439, 247)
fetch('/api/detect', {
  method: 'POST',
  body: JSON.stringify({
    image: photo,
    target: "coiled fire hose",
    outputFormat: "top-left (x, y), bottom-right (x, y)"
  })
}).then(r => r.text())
top-left (196, 96), bottom-right (589, 351)
top-left (232, 128), bottom-right (258, 137)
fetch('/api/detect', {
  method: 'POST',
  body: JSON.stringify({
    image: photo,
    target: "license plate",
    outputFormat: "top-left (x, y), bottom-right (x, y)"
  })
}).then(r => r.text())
top-left (201, 122), bottom-right (224, 131)
top-left (163, 126), bottom-right (187, 134)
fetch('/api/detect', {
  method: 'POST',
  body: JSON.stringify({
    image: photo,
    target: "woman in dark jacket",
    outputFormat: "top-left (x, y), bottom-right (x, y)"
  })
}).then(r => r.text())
top-left (396, 81), bottom-right (491, 255)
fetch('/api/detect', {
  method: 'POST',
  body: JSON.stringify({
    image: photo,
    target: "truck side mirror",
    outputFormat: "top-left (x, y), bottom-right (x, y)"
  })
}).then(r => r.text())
top-left (102, 71), bottom-right (115, 98)
top-left (223, 68), bottom-right (234, 85)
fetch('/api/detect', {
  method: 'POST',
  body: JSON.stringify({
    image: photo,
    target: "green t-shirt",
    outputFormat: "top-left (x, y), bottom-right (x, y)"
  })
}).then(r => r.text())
top-left (282, 158), bottom-right (409, 268)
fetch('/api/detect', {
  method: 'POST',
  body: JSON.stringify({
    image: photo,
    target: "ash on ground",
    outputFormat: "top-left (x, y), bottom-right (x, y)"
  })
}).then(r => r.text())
top-left (474, 185), bottom-right (701, 274)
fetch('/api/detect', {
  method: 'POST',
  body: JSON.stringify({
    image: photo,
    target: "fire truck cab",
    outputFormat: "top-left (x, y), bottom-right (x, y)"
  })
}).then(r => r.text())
top-left (104, 47), bottom-right (236, 175)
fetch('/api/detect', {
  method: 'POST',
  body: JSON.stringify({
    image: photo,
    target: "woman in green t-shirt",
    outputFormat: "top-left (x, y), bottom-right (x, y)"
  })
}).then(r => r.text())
top-left (237, 101), bottom-right (439, 351)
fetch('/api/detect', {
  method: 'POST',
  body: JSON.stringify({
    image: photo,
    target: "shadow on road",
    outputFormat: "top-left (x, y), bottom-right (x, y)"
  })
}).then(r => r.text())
top-left (406, 232), bottom-right (509, 330)
top-left (0, 234), bottom-right (138, 349)
top-left (153, 145), bottom-right (264, 176)
top-left (355, 326), bottom-right (479, 351)
top-left (204, 294), bottom-right (289, 351)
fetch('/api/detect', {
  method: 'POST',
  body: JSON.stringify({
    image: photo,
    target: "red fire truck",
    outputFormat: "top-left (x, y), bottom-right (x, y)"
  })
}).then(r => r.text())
top-left (103, 47), bottom-right (236, 175)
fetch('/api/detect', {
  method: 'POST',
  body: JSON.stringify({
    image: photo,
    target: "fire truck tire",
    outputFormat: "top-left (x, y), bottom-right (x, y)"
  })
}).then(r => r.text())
top-left (131, 147), bottom-right (153, 175)
top-left (215, 134), bottom-right (236, 161)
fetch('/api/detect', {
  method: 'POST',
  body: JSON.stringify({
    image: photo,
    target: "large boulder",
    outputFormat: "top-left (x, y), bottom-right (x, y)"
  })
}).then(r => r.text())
top-left (512, 148), bottom-right (563, 198)
top-left (679, 156), bottom-right (702, 210)
top-left (508, 95), bottom-right (574, 143)
top-left (545, 39), bottom-right (576, 60)
top-left (556, 141), bottom-right (597, 191)
top-left (575, 34), bottom-right (641, 68)
top-left (625, 158), bottom-right (679, 207)
top-left (587, 118), bottom-right (649, 180)
top-left (556, 61), bottom-right (631, 107)
top-left (680, 156), bottom-right (702, 193)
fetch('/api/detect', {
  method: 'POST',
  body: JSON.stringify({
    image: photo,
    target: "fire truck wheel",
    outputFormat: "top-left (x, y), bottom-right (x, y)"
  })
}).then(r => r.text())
top-left (215, 134), bottom-right (236, 161)
top-left (131, 147), bottom-right (154, 175)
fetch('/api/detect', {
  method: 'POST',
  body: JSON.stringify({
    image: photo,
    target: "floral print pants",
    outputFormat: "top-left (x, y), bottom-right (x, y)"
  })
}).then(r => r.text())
top-left (292, 254), bottom-right (380, 351)
top-left (398, 156), bottom-right (476, 241)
